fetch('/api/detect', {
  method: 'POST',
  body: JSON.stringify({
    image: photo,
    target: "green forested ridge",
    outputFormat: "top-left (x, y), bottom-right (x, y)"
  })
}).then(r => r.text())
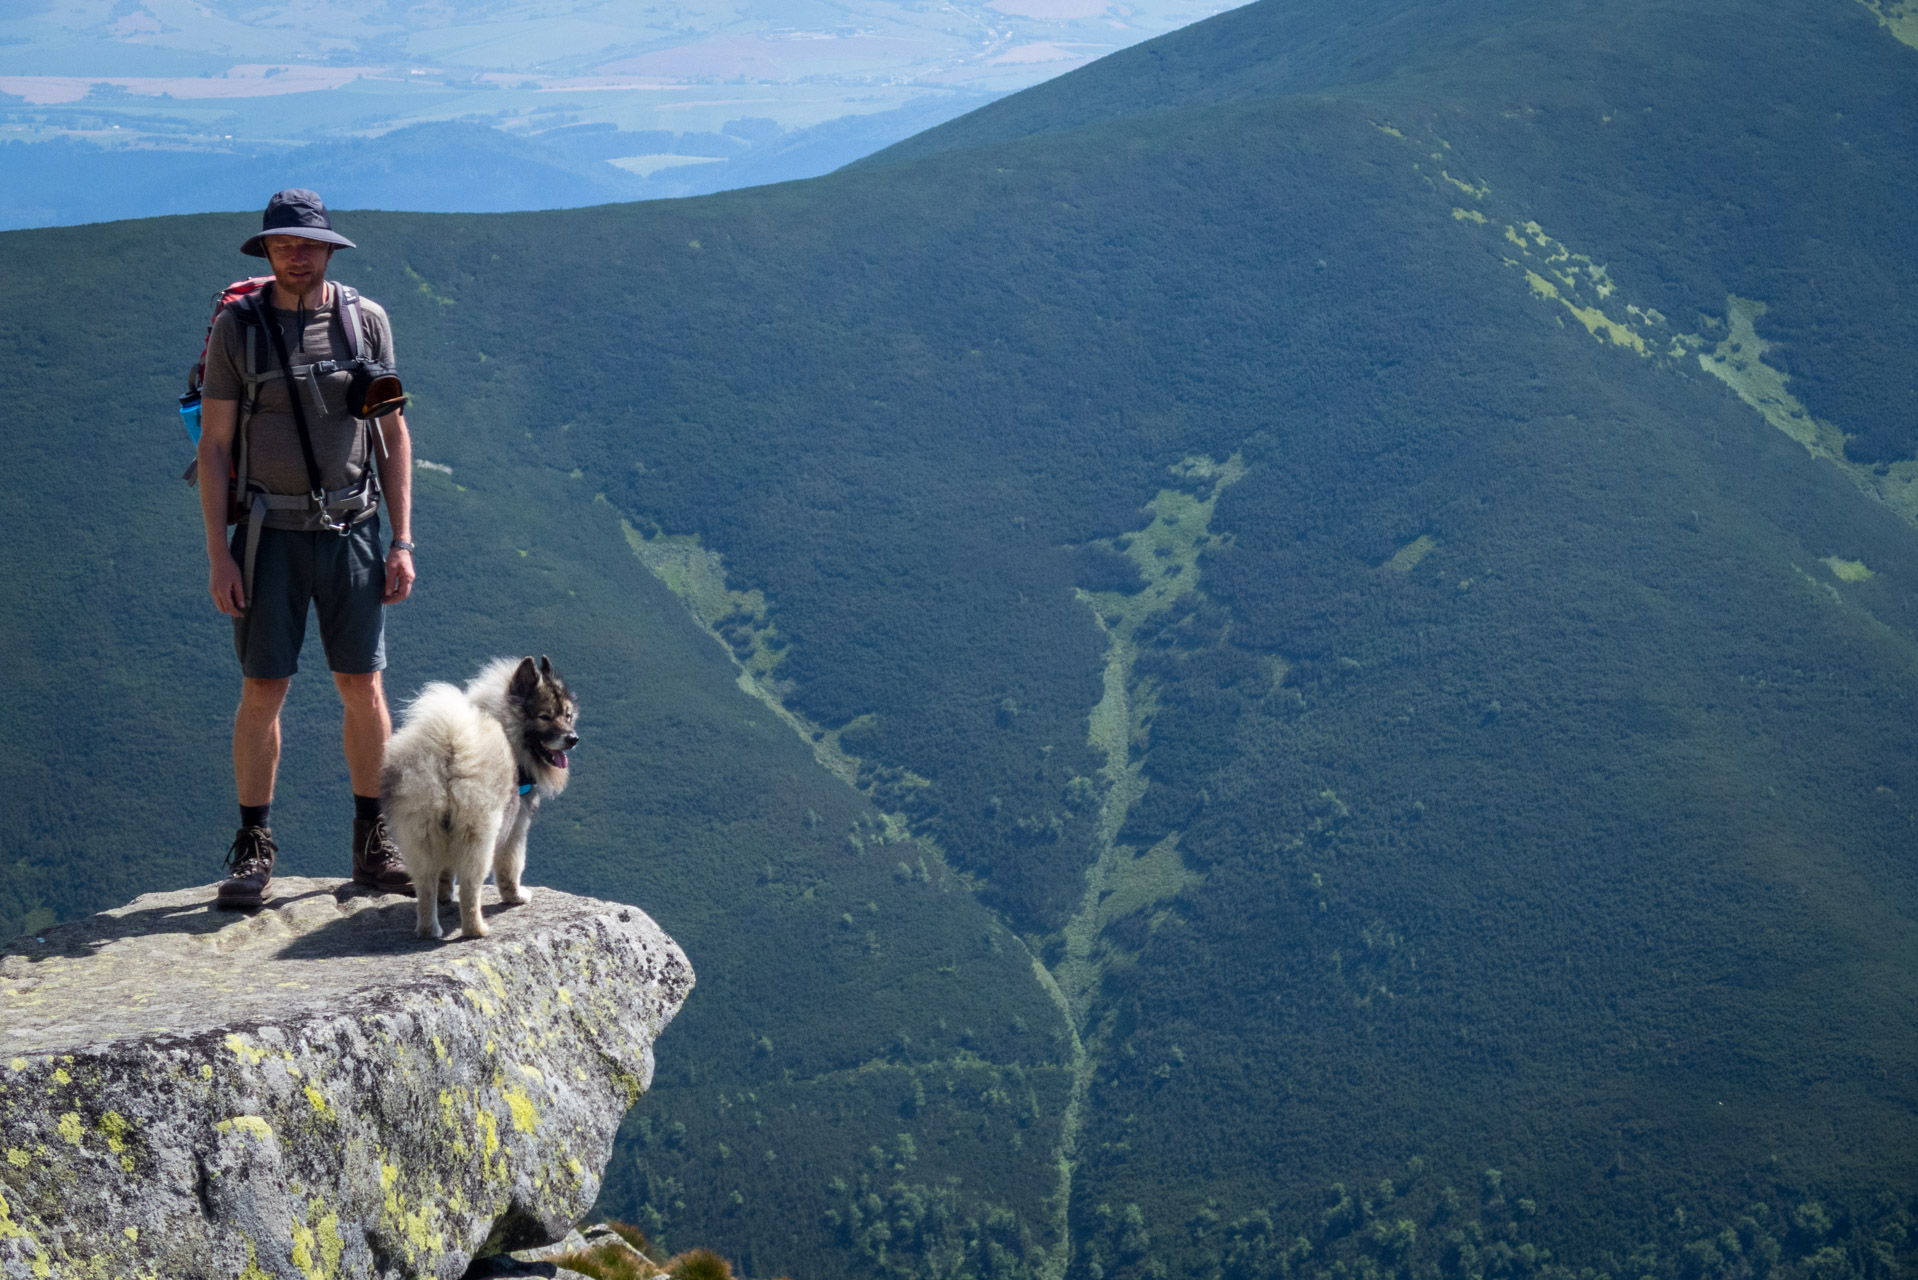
top-left (3, 0), bottom-right (1917, 1277)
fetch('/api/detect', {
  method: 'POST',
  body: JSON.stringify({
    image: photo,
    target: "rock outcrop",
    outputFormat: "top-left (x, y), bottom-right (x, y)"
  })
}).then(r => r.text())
top-left (0, 877), bottom-right (692, 1280)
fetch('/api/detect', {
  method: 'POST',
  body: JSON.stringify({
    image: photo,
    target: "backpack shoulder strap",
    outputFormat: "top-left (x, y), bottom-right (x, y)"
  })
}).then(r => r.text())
top-left (231, 289), bottom-right (271, 387)
top-left (331, 283), bottom-right (386, 486)
top-left (230, 289), bottom-right (278, 498)
top-left (334, 284), bottom-right (366, 363)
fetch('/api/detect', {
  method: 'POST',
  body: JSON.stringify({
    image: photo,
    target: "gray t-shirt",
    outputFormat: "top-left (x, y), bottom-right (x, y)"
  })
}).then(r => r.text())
top-left (202, 287), bottom-right (396, 529)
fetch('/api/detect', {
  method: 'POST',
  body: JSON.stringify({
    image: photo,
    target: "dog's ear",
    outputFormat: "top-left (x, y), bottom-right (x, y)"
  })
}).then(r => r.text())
top-left (538, 654), bottom-right (553, 679)
top-left (509, 657), bottom-right (540, 702)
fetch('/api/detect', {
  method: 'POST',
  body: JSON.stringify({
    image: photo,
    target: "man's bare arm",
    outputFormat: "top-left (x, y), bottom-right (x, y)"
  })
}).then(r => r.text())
top-left (374, 411), bottom-right (415, 604)
top-left (198, 398), bottom-right (246, 617)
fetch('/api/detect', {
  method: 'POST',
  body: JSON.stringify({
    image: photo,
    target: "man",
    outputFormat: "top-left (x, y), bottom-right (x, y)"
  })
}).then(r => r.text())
top-left (196, 188), bottom-right (417, 909)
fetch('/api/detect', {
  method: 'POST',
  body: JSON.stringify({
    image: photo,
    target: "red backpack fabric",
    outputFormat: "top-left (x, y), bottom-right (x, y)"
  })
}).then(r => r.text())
top-left (184, 276), bottom-right (275, 419)
top-left (179, 276), bottom-right (275, 496)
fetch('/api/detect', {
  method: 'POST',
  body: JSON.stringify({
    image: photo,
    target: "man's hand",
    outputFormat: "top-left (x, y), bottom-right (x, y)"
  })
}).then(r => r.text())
top-left (210, 551), bottom-right (247, 617)
top-left (384, 547), bottom-right (415, 604)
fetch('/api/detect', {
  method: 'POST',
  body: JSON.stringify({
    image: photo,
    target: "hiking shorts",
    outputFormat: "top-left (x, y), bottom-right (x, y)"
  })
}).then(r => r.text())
top-left (230, 514), bottom-right (386, 680)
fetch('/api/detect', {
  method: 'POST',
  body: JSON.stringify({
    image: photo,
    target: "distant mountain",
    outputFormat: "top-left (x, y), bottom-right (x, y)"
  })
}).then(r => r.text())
top-left (3, 1), bottom-right (1917, 1278)
top-left (0, 0), bottom-right (1225, 229)
top-left (0, 98), bottom-right (1000, 230)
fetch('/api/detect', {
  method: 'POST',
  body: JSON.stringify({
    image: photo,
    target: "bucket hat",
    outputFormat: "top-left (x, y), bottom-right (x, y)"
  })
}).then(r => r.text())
top-left (240, 188), bottom-right (357, 257)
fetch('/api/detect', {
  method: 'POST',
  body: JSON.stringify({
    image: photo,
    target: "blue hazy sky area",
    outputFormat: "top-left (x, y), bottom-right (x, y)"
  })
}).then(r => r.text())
top-left (0, 0), bottom-right (1232, 229)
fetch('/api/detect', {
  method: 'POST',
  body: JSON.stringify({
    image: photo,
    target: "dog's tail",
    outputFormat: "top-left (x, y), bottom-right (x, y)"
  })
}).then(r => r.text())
top-left (390, 682), bottom-right (475, 834)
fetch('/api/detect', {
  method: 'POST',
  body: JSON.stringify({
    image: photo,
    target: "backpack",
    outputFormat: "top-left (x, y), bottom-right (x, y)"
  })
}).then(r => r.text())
top-left (180, 277), bottom-right (404, 478)
top-left (180, 278), bottom-right (407, 603)
top-left (179, 275), bottom-right (273, 486)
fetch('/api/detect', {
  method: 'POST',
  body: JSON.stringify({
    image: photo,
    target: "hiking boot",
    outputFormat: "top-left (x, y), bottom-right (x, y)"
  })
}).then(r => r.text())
top-left (216, 826), bottom-right (277, 910)
top-left (350, 814), bottom-right (414, 896)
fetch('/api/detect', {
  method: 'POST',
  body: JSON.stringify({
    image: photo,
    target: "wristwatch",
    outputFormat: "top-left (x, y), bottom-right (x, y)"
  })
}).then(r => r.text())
top-left (391, 539), bottom-right (416, 552)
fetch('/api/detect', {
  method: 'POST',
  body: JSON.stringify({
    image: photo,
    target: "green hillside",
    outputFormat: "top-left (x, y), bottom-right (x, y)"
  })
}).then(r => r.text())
top-left (4, 0), bottom-right (1918, 1277)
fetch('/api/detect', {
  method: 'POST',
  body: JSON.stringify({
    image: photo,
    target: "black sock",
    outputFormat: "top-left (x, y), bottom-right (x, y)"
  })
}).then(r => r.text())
top-left (240, 803), bottom-right (271, 830)
top-left (354, 793), bottom-right (382, 823)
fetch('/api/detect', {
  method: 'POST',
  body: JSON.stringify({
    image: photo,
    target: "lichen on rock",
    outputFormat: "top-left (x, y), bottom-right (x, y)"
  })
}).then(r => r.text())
top-left (0, 877), bottom-right (692, 1280)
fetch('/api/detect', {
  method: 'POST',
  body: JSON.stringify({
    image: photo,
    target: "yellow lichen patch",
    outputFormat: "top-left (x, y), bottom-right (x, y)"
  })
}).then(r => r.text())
top-left (516, 1063), bottom-right (545, 1085)
top-left (463, 989), bottom-right (496, 1017)
top-left (219, 1115), bottom-right (274, 1142)
top-left (99, 1111), bottom-right (131, 1153)
top-left (1452, 208), bottom-right (1487, 224)
top-left (239, 1241), bottom-right (273, 1280)
top-left (431, 1036), bottom-right (449, 1061)
top-left (381, 1161), bottom-right (401, 1192)
top-left (477, 1108), bottom-right (501, 1156)
top-left (611, 1068), bottom-right (646, 1107)
top-left (50, 1068), bottom-right (70, 1086)
top-left (1824, 556), bottom-right (1874, 582)
top-left (223, 1034), bottom-right (270, 1066)
top-left (7, 1059), bottom-right (25, 1072)
top-left (504, 1087), bottom-right (540, 1133)
top-left (314, 1210), bottom-right (344, 1276)
top-left (0, 1189), bottom-right (27, 1242)
top-left (1386, 535), bottom-right (1438, 572)
top-left (474, 959), bottom-right (509, 1000)
top-left (292, 1224), bottom-right (320, 1277)
top-left (201, 1064), bottom-right (214, 1080)
top-left (5, 1149), bottom-right (27, 1168)
top-left (304, 1083), bottom-right (337, 1121)
top-left (123, 1227), bottom-right (138, 1243)
top-left (291, 1203), bottom-right (346, 1280)
top-left (556, 986), bottom-right (573, 1005)
top-left (56, 1113), bottom-right (83, 1146)
top-left (438, 1087), bottom-right (467, 1135)
top-left (388, 1197), bottom-right (446, 1262)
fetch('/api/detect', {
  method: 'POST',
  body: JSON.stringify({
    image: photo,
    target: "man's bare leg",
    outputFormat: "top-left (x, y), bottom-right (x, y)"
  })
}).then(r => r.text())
top-left (337, 670), bottom-right (411, 894)
top-left (235, 677), bottom-right (291, 807)
top-left (218, 676), bottom-right (289, 908)
top-left (334, 671), bottom-right (390, 796)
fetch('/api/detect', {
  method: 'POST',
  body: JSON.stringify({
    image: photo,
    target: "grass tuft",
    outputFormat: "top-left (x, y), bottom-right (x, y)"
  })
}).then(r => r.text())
top-left (606, 1222), bottom-right (658, 1260)
top-left (663, 1248), bottom-right (736, 1280)
top-left (552, 1241), bottom-right (657, 1280)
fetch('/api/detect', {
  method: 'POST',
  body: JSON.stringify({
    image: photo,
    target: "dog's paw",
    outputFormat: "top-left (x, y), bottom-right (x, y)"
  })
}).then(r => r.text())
top-left (497, 884), bottom-right (532, 906)
top-left (460, 920), bottom-right (491, 940)
top-left (415, 923), bottom-right (442, 941)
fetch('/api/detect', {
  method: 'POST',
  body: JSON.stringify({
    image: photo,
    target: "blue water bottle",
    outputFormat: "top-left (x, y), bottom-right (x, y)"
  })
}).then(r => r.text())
top-left (179, 391), bottom-right (202, 444)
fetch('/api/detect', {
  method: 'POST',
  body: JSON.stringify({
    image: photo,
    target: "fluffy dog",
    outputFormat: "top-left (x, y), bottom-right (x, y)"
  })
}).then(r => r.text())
top-left (381, 656), bottom-right (578, 940)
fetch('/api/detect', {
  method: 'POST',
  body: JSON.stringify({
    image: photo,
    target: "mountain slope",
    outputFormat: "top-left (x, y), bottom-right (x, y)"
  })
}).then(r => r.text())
top-left (4, 0), bottom-right (1918, 1276)
top-left (0, 218), bottom-right (1073, 1279)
